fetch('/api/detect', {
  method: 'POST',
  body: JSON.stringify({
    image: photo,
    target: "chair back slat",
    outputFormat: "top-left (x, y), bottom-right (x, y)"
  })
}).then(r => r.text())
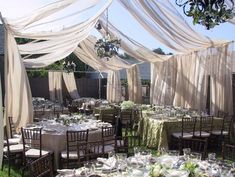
top-left (120, 109), bottom-right (133, 126)
top-left (83, 141), bottom-right (104, 161)
top-left (21, 128), bottom-right (42, 149)
top-left (66, 130), bottom-right (89, 152)
top-left (99, 109), bottom-right (116, 125)
top-left (29, 154), bottom-right (53, 177)
top-left (222, 143), bottom-right (235, 161)
top-left (179, 138), bottom-right (208, 159)
top-left (199, 116), bottom-right (213, 132)
top-left (9, 117), bottom-right (17, 138)
top-left (181, 117), bottom-right (196, 136)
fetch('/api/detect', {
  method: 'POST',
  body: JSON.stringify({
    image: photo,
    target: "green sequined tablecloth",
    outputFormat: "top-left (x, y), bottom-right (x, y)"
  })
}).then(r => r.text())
top-left (138, 112), bottom-right (223, 149)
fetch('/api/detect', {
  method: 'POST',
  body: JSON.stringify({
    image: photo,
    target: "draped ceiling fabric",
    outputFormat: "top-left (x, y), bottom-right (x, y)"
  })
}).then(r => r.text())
top-left (62, 72), bottom-right (80, 99)
top-left (48, 71), bottom-right (63, 103)
top-left (0, 0), bottom-right (233, 151)
top-left (73, 35), bottom-right (132, 103)
top-left (118, 0), bottom-right (227, 53)
top-left (1, 0), bottom-right (112, 132)
top-left (98, 16), bottom-right (171, 62)
top-left (151, 42), bottom-right (234, 115)
top-left (127, 65), bottom-right (142, 103)
top-left (74, 36), bottom-right (131, 71)
top-left (106, 70), bottom-right (122, 103)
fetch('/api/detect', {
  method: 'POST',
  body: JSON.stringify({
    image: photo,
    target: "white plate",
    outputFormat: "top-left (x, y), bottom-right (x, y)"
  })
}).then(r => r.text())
top-left (57, 169), bottom-right (75, 175)
top-left (43, 128), bottom-right (57, 132)
top-left (163, 169), bottom-right (189, 177)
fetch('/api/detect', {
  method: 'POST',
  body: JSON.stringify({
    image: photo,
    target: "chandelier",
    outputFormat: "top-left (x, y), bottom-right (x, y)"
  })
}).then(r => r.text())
top-left (95, 8), bottom-right (121, 60)
top-left (63, 60), bottom-right (76, 73)
top-left (175, 0), bottom-right (235, 29)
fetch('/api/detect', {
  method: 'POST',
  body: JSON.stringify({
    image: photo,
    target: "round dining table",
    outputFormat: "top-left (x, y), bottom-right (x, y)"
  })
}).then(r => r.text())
top-left (30, 117), bottom-right (112, 169)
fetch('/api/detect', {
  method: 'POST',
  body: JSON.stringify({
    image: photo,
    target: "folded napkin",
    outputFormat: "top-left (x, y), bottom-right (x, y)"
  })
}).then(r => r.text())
top-left (57, 169), bottom-right (75, 175)
top-left (97, 157), bottom-right (117, 170)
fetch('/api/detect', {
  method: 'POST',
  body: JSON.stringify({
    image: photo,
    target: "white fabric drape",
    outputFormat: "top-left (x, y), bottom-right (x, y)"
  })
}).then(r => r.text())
top-left (62, 72), bottom-right (80, 99)
top-left (1, 0), bottom-right (112, 131)
top-left (4, 29), bottom-right (33, 129)
top-left (150, 59), bottom-right (177, 106)
top-left (151, 42), bottom-right (233, 115)
top-left (15, 0), bottom-right (112, 68)
top-left (106, 70), bottom-right (122, 103)
top-left (127, 65), bottom-right (142, 103)
top-left (0, 75), bottom-right (3, 167)
top-left (74, 36), bottom-right (132, 72)
top-left (48, 71), bottom-right (63, 104)
top-left (98, 16), bottom-right (170, 62)
top-left (118, 0), bottom-right (227, 53)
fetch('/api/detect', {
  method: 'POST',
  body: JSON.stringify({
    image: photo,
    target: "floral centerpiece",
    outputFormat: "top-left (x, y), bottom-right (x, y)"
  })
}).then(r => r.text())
top-left (55, 114), bottom-right (83, 126)
top-left (120, 100), bottom-right (135, 110)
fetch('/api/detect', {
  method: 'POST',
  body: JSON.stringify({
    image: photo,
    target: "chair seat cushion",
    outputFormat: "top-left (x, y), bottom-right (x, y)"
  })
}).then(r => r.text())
top-left (61, 150), bottom-right (84, 159)
top-left (116, 140), bottom-right (125, 147)
top-left (25, 148), bottom-right (50, 158)
top-left (104, 145), bottom-right (115, 153)
top-left (194, 131), bottom-right (210, 137)
top-left (4, 138), bottom-right (21, 145)
top-left (211, 130), bottom-right (228, 136)
top-left (172, 132), bottom-right (193, 139)
top-left (4, 144), bottom-right (24, 153)
top-left (13, 134), bottom-right (21, 139)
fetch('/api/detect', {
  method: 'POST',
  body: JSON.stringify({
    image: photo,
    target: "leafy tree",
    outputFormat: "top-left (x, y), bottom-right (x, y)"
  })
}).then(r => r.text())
top-left (153, 48), bottom-right (166, 55)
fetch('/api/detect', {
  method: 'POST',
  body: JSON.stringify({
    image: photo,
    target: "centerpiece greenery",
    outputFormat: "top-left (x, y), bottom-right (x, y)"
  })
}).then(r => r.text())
top-left (120, 100), bottom-right (135, 110)
top-left (95, 8), bottom-right (121, 60)
top-left (175, 0), bottom-right (235, 29)
top-left (94, 35), bottom-right (121, 59)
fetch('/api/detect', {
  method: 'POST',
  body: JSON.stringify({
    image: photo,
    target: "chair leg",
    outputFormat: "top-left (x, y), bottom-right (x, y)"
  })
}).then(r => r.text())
top-left (1, 157), bottom-right (4, 171)
top-left (8, 159), bottom-right (11, 177)
top-left (51, 153), bottom-right (54, 177)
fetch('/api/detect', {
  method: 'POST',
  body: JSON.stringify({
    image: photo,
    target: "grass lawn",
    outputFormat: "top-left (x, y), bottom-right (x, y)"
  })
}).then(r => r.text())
top-left (0, 165), bottom-right (21, 177)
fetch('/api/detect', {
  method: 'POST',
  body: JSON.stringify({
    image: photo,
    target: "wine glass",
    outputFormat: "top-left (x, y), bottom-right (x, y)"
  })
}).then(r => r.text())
top-left (183, 148), bottom-right (191, 160)
top-left (108, 150), bottom-right (116, 159)
top-left (208, 153), bottom-right (216, 163)
top-left (84, 162), bottom-right (94, 176)
top-left (134, 147), bottom-right (140, 157)
top-left (159, 147), bottom-right (166, 156)
top-left (189, 152), bottom-right (202, 162)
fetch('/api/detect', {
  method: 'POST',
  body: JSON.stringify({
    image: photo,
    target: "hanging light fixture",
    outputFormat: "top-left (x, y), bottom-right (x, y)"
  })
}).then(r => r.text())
top-left (175, 0), bottom-right (235, 29)
top-left (95, 8), bottom-right (121, 60)
top-left (63, 60), bottom-right (76, 73)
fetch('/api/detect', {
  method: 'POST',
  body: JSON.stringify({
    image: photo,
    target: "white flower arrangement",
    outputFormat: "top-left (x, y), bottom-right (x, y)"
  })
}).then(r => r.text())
top-left (120, 100), bottom-right (135, 110)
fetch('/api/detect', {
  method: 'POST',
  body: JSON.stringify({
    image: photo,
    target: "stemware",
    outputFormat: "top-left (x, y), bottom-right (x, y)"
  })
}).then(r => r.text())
top-left (108, 150), bottom-right (116, 159)
top-left (159, 147), bottom-right (166, 156)
top-left (134, 147), bottom-right (141, 157)
top-left (183, 148), bottom-right (191, 160)
top-left (116, 153), bottom-right (127, 161)
top-left (189, 152), bottom-right (202, 161)
top-left (167, 150), bottom-right (180, 156)
top-left (84, 162), bottom-right (94, 176)
top-left (208, 153), bottom-right (216, 163)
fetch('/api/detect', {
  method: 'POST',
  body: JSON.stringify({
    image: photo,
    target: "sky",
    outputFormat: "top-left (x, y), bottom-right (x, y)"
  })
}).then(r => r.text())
top-left (0, 0), bottom-right (234, 54)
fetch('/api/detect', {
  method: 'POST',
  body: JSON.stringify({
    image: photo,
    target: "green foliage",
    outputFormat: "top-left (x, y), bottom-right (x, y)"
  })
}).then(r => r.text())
top-left (142, 79), bottom-right (150, 86)
top-left (181, 1), bottom-right (235, 29)
top-left (94, 38), bottom-right (121, 59)
top-left (27, 53), bottom-right (88, 78)
top-left (182, 161), bottom-right (199, 177)
top-left (153, 48), bottom-right (166, 55)
top-left (0, 165), bottom-right (21, 177)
